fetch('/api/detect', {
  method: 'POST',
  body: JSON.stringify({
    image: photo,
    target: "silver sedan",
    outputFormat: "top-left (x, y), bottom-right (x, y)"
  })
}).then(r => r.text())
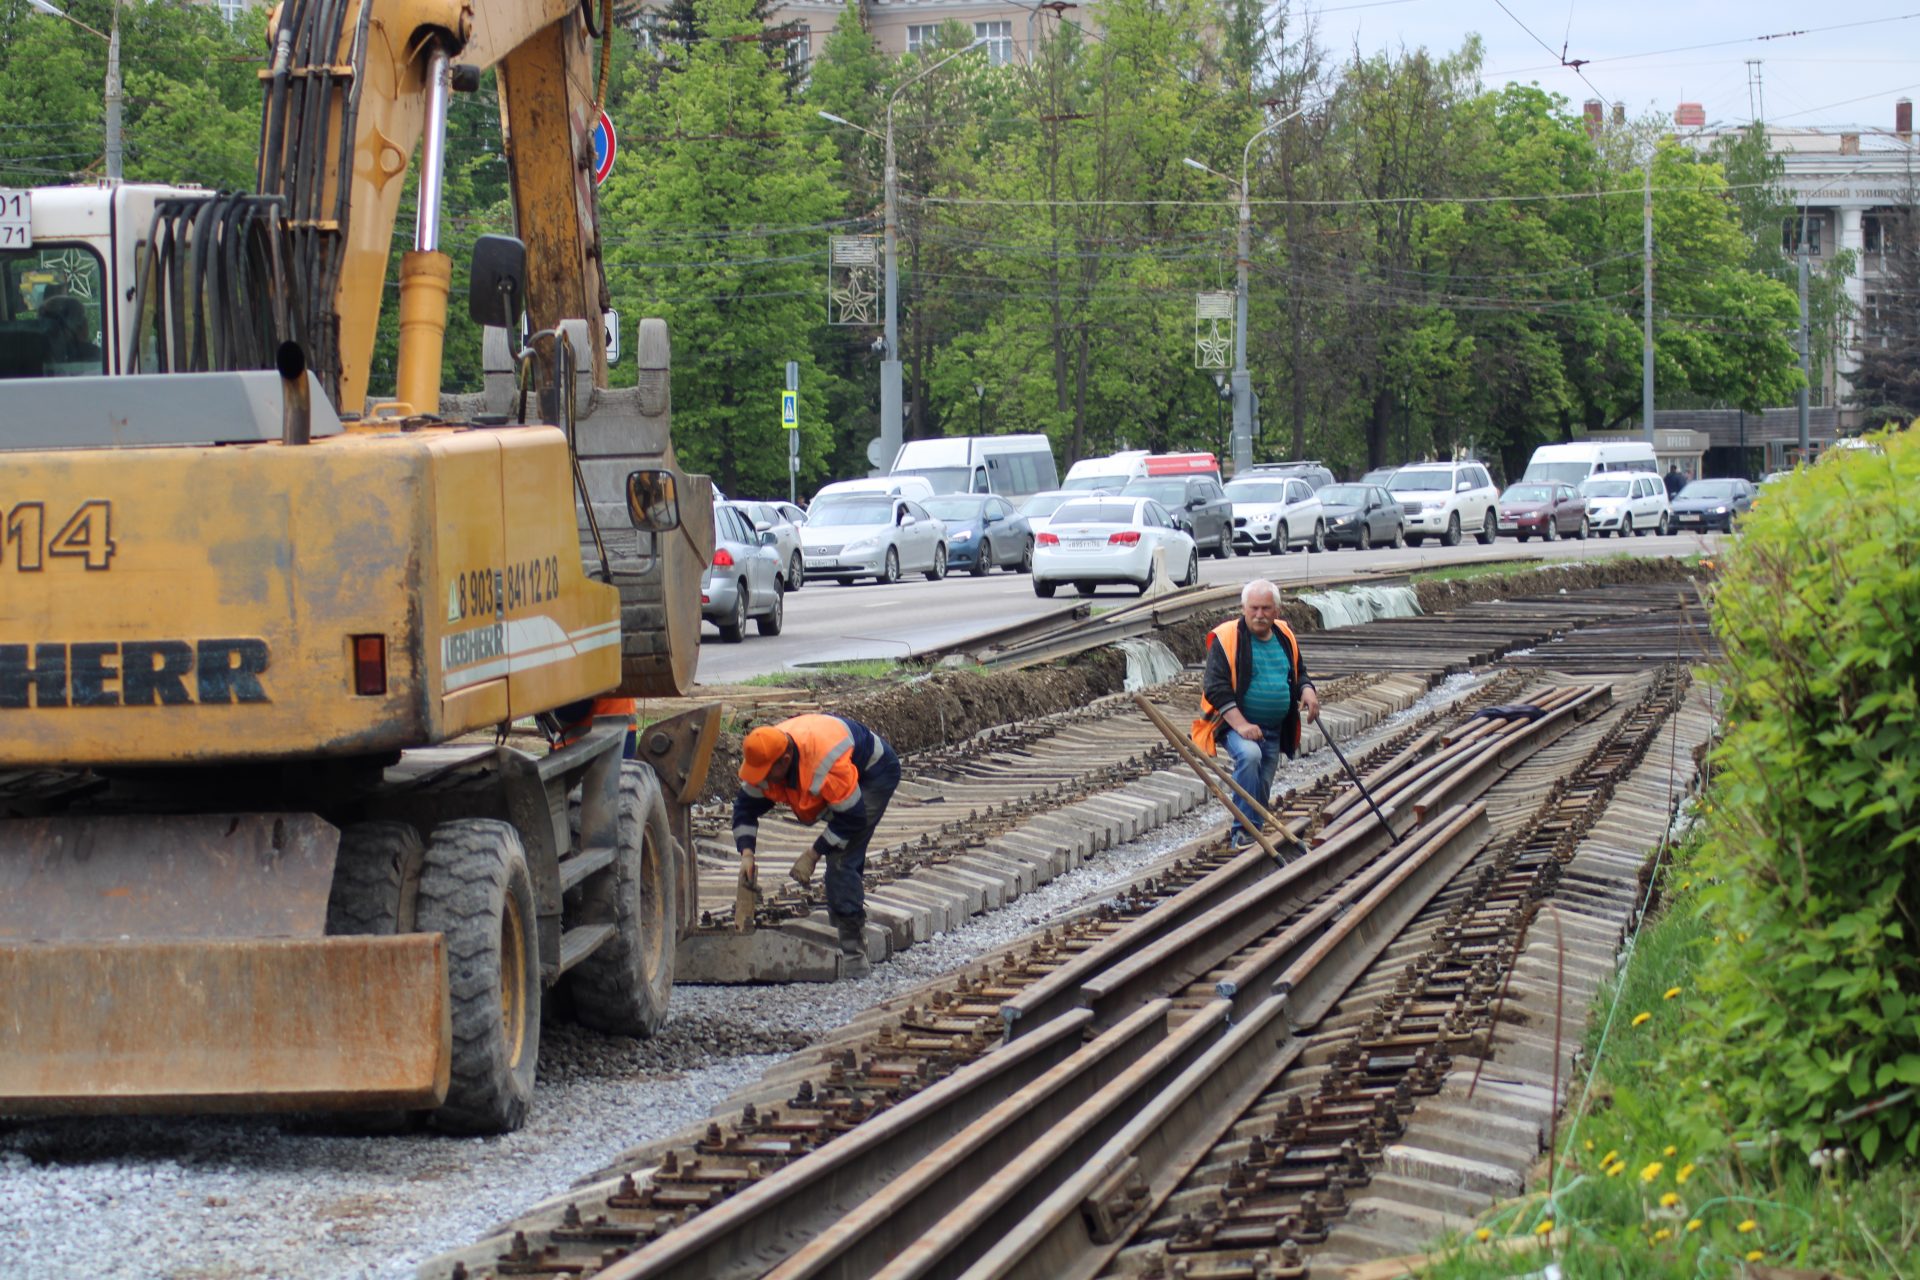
top-left (800, 495), bottom-right (949, 585)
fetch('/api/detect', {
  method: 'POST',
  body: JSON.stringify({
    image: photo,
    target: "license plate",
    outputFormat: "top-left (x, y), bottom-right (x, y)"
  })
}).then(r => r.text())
top-left (1066, 539), bottom-right (1101, 548)
top-left (0, 189), bottom-right (29, 248)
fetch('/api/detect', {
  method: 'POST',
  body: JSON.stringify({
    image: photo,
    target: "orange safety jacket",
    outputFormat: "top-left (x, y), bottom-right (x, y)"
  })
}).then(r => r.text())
top-left (1190, 616), bottom-right (1308, 756)
top-left (732, 714), bottom-right (882, 851)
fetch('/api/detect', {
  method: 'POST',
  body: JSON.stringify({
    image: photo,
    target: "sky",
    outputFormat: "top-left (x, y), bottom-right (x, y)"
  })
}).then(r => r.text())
top-left (1308, 0), bottom-right (1920, 132)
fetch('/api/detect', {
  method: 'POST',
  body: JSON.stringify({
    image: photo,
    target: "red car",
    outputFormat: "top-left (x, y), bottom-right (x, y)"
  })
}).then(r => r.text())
top-left (1496, 482), bottom-right (1588, 541)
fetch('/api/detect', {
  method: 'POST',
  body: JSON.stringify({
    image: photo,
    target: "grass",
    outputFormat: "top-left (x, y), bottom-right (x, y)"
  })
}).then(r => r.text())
top-left (1412, 827), bottom-right (1920, 1279)
top-left (1405, 553), bottom-right (1645, 586)
top-left (737, 658), bottom-right (906, 687)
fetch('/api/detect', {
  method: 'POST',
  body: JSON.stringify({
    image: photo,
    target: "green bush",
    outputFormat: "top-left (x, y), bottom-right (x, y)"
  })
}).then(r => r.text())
top-left (1692, 429), bottom-right (1920, 1161)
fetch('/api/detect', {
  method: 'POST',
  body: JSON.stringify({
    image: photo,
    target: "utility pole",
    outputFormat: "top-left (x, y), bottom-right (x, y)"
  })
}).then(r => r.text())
top-left (28, 0), bottom-right (121, 180)
top-left (822, 40), bottom-right (986, 474)
top-left (1642, 162), bottom-right (1655, 443)
top-left (1797, 238), bottom-right (1811, 459)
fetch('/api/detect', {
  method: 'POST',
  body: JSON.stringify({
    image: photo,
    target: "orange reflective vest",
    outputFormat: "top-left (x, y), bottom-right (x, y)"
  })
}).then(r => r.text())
top-left (734, 713), bottom-right (873, 839)
top-left (1190, 617), bottom-right (1302, 755)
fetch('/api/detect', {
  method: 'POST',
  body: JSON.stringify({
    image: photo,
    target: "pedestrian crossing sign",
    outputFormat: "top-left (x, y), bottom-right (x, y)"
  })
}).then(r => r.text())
top-left (781, 390), bottom-right (798, 430)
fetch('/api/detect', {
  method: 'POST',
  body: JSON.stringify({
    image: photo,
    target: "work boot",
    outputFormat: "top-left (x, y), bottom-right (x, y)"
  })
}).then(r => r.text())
top-left (831, 912), bottom-right (872, 980)
top-left (789, 845), bottom-right (819, 888)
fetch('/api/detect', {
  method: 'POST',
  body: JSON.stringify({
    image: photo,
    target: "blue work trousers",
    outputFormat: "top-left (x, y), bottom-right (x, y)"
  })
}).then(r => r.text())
top-left (825, 743), bottom-right (901, 921)
top-left (1221, 727), bottom-right (1283, 839)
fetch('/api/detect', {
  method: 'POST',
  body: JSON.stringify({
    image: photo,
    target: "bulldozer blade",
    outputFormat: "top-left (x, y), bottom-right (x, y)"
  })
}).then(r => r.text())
top-left (0, 934), bottom-right (450, 1114)
top-left (0, 813), bottom-right (340, 942)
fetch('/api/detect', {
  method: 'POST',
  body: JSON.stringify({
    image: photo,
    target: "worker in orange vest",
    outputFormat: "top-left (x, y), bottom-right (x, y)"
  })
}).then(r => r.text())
top-left (733, 714), bottom-right (900, 979)
top-left (550, 696), bottom-right (638, 757)
top-left (1191, 578), bottom-right (1320, 847)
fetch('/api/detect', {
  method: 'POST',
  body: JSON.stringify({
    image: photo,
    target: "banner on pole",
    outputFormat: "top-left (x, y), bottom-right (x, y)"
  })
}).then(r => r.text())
top-left (1194, 291), bottom-right (1234, 369)
top-left (828, 235), bottom-right (882, 326)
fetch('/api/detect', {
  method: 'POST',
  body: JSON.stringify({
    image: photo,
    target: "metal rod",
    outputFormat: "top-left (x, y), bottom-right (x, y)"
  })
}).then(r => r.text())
top-left (1133, 694), bottom-right (1299, 862)
top-left (1319, 717), bottom-right (1399, 845)
top-left (414, 47), bottom-right (452, 252)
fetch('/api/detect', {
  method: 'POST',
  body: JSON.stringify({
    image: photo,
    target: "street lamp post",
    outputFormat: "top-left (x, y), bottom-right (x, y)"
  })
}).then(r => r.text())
top-left (29, 0), bottom-right (121, 181)
top-left (820, 38), bottom-right (987, 473)
top-left (974, 381), bottom-right (986, 434)
top-left (1184, 101), bottom-right (1316, 477)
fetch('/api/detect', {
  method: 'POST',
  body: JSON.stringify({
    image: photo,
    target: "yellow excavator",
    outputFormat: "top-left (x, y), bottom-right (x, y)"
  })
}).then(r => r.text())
top-left (0, 0), bottom-right (717, 1132)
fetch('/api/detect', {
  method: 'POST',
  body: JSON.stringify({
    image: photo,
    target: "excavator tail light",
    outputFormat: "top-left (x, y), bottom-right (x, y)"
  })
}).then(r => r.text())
top-left (352, 635), bottom-right (387, 696)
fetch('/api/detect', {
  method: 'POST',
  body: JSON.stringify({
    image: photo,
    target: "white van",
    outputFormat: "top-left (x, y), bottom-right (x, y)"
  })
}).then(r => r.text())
top-left (1523, 440), bottom-right (1659, 488)
top-left (814, 475), bottom-right (936, 502)
top-left (1062, 450), bottom-right (1150, 491)
top-left (889, 435), bottom-right (1060, 503)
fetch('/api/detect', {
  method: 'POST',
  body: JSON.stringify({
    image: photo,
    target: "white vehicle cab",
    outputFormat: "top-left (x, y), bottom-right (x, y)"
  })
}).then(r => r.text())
top-left (1061, 450), bottom-right (1150, 491)
top-left (1388, 461), bottom-right (1500, 547)
top-left (1579, 472), bottom-right (1671, 538)
top-left (890, 434), bottom-right (1059, 503)
top-left (800, 494), bottom-right (949, 584)
top-left (1032, 496), bottom-right (1198, 598)
top-left (1224, 473), bottom-right (1325, 554)
top-left (1522, 440), bottom-right (1658, 488)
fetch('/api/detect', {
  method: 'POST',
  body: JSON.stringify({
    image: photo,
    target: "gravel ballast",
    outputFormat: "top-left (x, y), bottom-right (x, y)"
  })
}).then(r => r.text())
top-left (0, 674), bottom-right (1481, 1280)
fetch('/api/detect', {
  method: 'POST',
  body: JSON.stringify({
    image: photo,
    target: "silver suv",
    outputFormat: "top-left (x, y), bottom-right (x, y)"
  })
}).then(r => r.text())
top-left (1387, 461), bottom-right (1500, 547)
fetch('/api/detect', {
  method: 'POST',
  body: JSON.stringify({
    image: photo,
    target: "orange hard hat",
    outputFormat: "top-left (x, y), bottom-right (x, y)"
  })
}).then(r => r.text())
top-left (739, 726), bottom-right (790, 785)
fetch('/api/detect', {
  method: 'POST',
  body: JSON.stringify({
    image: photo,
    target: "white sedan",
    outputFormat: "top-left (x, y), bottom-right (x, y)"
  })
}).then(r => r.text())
top-left (1032, 496), bottom-right (1197, 597)
top-left (800, 495), bottom-right (950, 584)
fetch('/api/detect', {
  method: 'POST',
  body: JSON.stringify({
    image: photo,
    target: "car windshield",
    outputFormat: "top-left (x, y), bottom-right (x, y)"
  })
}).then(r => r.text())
top-left (1062, 474), bottom-right (1127, 490)
top-left (1224, 480), bottom-right (1292, 503)
top-left (1317, 485), bottom-right (1370, 506)
top-left (1389, 470), bottom-right (1453, 492)
top-left (923, 497), bottom-right (984, 520)
top-left (1523, 462), bottom-right (1593, 487)
top-left (1501, 484), bottom-right (1555, 503)
top-left (1051, 500), bottom-right (1138, 525)
top-left (1123, 480), bottom-right (1187, 505)
top-left (1582, 478), bottom-right (1633, 498)
top-left (894, 467), bottom-right (971, 494)
top-left (1679, 480), bottom-right (1741, 499)
top-left (1021, 493), bottom-right (1077, 518)
top-left (806, 498), bottom-right (892, 527)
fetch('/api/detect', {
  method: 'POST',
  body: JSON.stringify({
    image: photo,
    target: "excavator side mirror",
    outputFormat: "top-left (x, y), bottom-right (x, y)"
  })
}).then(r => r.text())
top-left (627, 469), bottom-right (682, 532)
top-left (468, 235), bottom-right (527, 329)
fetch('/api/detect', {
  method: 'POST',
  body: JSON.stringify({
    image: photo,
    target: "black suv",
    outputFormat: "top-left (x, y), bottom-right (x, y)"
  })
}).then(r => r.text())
top-left (1121, 475), bottom-right (1234, 559)
top-left (1245, 460), bottom-right (1336, 491)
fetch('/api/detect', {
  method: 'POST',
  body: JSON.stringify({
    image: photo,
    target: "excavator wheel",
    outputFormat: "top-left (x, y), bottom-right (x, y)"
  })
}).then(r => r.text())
top-left (416, 819), bottom-right (540, 1135)
top-left (325, 821), bottom-right (426, 936)
top-left (564, 763), bottom-right (677, 1037)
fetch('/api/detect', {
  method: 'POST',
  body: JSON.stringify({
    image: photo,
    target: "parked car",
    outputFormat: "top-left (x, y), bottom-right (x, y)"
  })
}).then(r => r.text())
top-left (1020, 487), bottom-right (1107, 535)
top-left (1317, 483), bottom-right (1405, 549)
top-left (1669, 477), bottom-right (1754, 532)
top-left (1032, 496), bottom-right (1198, 597)
top-left (726, 500), bottom-right (806, 590)
top-left (1121, 474), bottom-right (1233, 559)
top-left (922, 494), bottom-right (1035, 575)
top-left (1359, 466), bottom-right (1399, 488)
top-left (1244, 460), bottom-right (1336, 491)
top-left (800, 494), bottom-right (949, 584)
top-left (703, 503), bottom-right (785, 642)
top-left (1388, 461), bottom-right (1500, 546)
top-left (1495, 482), bottom-right (1588, 541)
top-left (1579, 472), bottom-right (1671, 537)
top-left (1223, 474), bottom-right (1326, 554)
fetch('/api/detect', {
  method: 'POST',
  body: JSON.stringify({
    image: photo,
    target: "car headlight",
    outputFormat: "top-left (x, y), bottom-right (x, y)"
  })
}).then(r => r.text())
top-left (1331, 515), bottom-right (1355, 526)
top-left (1711, 506), bottom-right (1728, 514)
top-left (949, 529), bottom-right (973, 542)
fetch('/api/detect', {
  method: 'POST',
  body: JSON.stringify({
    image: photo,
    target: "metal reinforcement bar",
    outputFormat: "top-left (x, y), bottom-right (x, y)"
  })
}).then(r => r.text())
top-left (769, 806), bottom-right (1492, 1280)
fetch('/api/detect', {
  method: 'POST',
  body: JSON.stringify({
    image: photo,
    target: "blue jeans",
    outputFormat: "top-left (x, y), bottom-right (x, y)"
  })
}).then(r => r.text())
top-left (1221, 728), bottom-right (1283, 839)
top-left (825, 744), bottom-right (901, 921)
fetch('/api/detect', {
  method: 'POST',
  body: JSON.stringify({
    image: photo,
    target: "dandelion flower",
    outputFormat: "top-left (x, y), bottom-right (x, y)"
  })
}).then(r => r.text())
top-left (1535, 1219), bottom-right (1554, 1236)
top-left (1652, 1227), bottom-right (1672, 1242)
top-left (1475, 1227), bottom-right (1492, 1242)
top-left (1686, 1218), bottom-right (1703, 1233)
top-left (1676, 1163), bottom-right (1696, 1184)
top-left (1660, 1192), bottom-right (1681, 1208)
top-left (1746, 1250), bottom-right (1764, 1262)
top-left (1640, 1161), bottom-right (1665, 1182)
top-left (1583, 1139), bottom-right (1594, 1151)
top-left (1606, 1161), bottom-right (1626, 1177)
top-left (1664, 987), bottom-right (1682, 1000)
top-left (1632, 1011), bottom-right (1652, 1027)
top-left (1681, 879), bottom-right (1693, 890)
top-left (1738, 1218), bottom-right (1757, 1233)
top-left (1602, 1149), bottom-right (1619, 1166)
top-left (1663, 1144), bottom-right (1678, 1157)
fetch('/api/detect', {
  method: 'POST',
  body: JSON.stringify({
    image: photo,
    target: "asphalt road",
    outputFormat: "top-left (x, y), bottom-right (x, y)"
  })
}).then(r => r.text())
top-left (693, 529), bottom-right (1724, 685)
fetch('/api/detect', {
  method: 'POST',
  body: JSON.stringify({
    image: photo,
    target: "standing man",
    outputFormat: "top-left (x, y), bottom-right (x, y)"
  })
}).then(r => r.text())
top-left (1664, 463), bottom-right (1686, 500)
top-left (1192, 579), bottom-right (1321, 847)
top-left (733, 714), bottom-right (900, 979)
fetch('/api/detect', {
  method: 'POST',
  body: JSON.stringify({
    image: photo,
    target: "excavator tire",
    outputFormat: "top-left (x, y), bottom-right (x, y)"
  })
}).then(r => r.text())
top-left (565, 763), bottom-right (677, 1037)
top-left (417, 819), bottom-right (540, 1135)
top-left (325, 821), bottom-right (426, 936)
